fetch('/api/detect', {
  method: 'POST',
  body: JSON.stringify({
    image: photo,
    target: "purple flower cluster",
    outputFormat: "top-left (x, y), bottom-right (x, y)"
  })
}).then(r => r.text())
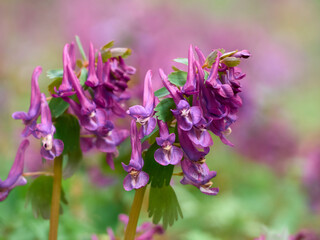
top-left (125, 45), bottom-right (250, 195)
top-left (91, 213), bottom-right (164, 240)
top-left (12, 67), bottom-right (64, 161)
top-left (55, 42), bottom-right (135, 169)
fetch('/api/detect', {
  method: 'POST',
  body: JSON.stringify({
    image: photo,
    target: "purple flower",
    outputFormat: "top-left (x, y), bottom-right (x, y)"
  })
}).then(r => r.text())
top-left (86, 42), bottom-right (99, 88)
top-left (180, 157), bottom-right (219, 195)
top-left (154, 120), bottom-right (183, 166)
top-left (127, 70), bottom-right (156, 137)
top-left (0, 139), bottom-right (29, 201)
top-left (12, 66), bottom-right (42, 137)
top-left (171, 100), bottom-right (202, 131)
top-left (54, 43), bottom-right (76, 97)
top-left (122, 120), bottom-right (149, 191)
top-left (232, 49), bottom-right (251, 59)
top-left (67, 64), bottom-right (96, 116)
top-left (159, 68), bottom-right (183, 104)
top-left (181, 45), bottom-right (198, 96)
top-left (178, 127), bottom-right (209, 161)
top-left (36, 94), bottom-right (64, 160)
top-left (187, 118), bottom-right (213, 148)
top-left (109, 57), bottom-right (136, 92)
top-left (118, 214), bottom-right (164, 240)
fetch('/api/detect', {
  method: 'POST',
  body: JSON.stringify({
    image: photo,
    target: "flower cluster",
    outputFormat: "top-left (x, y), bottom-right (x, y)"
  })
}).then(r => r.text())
top-left (125, 45), bottom-right (250, 195)
top-left (91, 213), bottom-right (164, 240)
top-left (12, 67), bottom-right (64, 161)
top-left (55, 42), bottom-right (135, 169)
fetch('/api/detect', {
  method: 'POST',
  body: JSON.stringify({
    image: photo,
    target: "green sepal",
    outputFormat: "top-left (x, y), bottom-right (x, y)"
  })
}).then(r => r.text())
top-left (221, 57), bottom-right (240, 67)
top-left (154, 98), bottom-right (175, 122)
top-left (26, 176), bottom-right (68, 219)
top-left (101, 41), bottom-right (115, 51)
top-left (101, 48), bottom-right (132, 62)
top-left (204, 50), bottom-right (218, 67)
top-left (220, 50), bottom-right (237, 59)
top-left (148, 185), bottom-right (183, 229)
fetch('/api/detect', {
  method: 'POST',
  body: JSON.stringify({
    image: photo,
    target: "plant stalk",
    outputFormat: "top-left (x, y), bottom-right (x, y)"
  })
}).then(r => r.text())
top-left (124, 187), bottom-right (147, 240)
top-left (49, 155), bottom-right (63, 240)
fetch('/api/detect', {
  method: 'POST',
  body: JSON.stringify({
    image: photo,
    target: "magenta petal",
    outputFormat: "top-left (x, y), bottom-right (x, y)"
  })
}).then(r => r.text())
top-left (53, 139), bottom-right (64, 157)
top-left (86, 43), bottom-right (99, 88)
top-left (143, 117), bottom-right (156, 136)
top-left (190, 106), bottom-right (202, 125)
top-left (106, 153), bottom-right (115, 170)
top-left (170, 146), bottom-right (183, 165)
top-left (154, 148), bottom-right (170, 166)
top-left (41, 147), bottom-right (55, 161)
top-left (199, 186), bottom-right (219, 195)
top-left (96, 137), bottom-right (117, 153)
top-left (0, 139), bottom-right (29, 189)
top-left (127, 105), bottom-right (148, 118)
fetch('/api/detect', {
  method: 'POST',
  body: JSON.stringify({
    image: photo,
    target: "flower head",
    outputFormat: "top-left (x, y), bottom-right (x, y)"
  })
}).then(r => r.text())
top-left (12, 66), bottom-right (42, 137)
top-left (127, 70), bottom-right (156, 137)
top-left (122, 120), bottom-right (149, 191)
top-left (154, 120), bottom-right (183, 166)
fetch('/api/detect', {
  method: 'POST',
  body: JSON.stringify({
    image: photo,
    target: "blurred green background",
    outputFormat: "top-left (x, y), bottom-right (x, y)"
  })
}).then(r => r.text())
top-left (1, 0), bottom-right (320, 239)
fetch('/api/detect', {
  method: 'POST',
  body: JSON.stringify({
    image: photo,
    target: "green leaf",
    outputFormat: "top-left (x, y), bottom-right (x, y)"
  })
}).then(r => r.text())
top-left (63, 149), bottom-right (82, 179)
top-left (154, 87), bottom-right (170, 98)
top-left (48, 78), bottom-right (62, 95)
top-left (168, 71), bottom-right (187, 87)
top-left (47, 69), bottom-right (63, 79)
top-left (204, 50), bottom-right (218, 67)
top-left (26, 176), bottom-right (67, 219)
top-left (154, 98), bottom-right (175, 122)
top-left (75, 35), bottom-right (87, 61)
top-left (79, 68), bottom-right (88, 86)
top-left (148, 185), bottom-right (183, 229)
top-left (49, 98), bottom-right (69, 119)
top-left (101, 41), bottom-right (115, 50)
top-left (173, 58), bottom-right (188, 65)
top-left (143, 142), bottom-right (174, 187)
top-left (54, 114), bottom-right (82, 178)
top-left (221, 57), bottom-right (240, 67)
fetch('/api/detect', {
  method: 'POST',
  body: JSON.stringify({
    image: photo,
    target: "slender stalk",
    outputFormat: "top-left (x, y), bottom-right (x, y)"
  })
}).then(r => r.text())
top-left (124, 187), bottom-right (147, 240)
top-left (49, 155), bottom-right (63, 240)
top-left (22, 171), bottom-right (54, 177)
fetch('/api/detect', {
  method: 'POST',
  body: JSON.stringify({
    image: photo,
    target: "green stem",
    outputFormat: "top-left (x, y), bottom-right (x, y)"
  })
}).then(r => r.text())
top-left (49, 155), bottom-right (63, 240)
top-left (124, 187), bottom-right (147, 240)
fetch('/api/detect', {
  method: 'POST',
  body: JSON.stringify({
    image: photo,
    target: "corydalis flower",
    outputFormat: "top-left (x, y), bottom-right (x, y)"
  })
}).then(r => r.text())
top-left (118, 214), bottom-right (164, 240)
top-left (180, 157), bottom-right (219, 195)
top-left (36, 94), bottom-right (64, 160)
top-left (154, 120), bottom-right (183, 166)
top-left (54, 43), bottom-right (76, 97)
top-left (12, 66), bottom-right (42, 137)
top-left (86, 42), bottom-right (99, 88)
top-left (127, 70), bottom-right (156, 136)
top-left (0, 139), bottom-right (29, 201)
top-left (122, 120), bottom-right (149, 191)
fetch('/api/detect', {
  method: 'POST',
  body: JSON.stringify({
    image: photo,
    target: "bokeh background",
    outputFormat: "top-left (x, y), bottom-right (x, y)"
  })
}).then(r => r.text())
top-left (1, 0), bottom-right (320, 239)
